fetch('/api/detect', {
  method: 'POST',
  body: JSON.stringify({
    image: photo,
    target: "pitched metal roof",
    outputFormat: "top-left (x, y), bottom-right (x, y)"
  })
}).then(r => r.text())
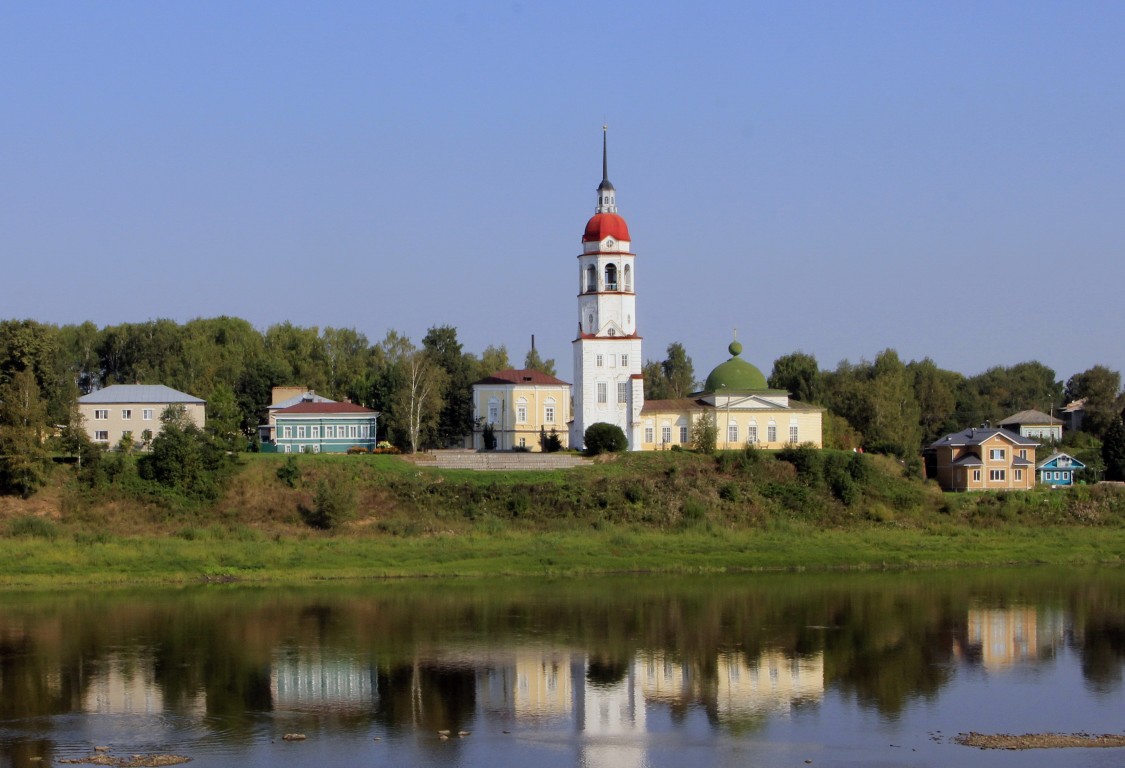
top-left (928, 427), bottom-right (1039, 449)
top-left (1037, 452), bottom-right (1087, 470)
top-left (473, 369), bottom-right (571, 387)
top-left (998, 409), bottom-right (1063, 426)
top-left (276, 402), bottom-right (377, 415)
top-left (78, 384), bottom-right (204, 404)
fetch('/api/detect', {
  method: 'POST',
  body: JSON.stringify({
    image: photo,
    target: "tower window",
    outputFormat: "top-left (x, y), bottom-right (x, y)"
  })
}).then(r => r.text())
top-left (624, 265), bottom-right (632, 291)
top-left (586, 265), bottom-right (596, 292)
top-left (605, 264), bottom-right (618, 291)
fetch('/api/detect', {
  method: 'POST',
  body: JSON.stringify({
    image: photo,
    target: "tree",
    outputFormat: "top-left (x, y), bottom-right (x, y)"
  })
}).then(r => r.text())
top-left (1066, 366), bottom-right (1123, 439)
top-left (661, 342), bottom-right (696, 398)
top-left (206, 382), bottom-right (245, 451)
top-left (137, 404), bottom-right (230, 499)
top-left (821, 350), bottom-right (922, 457)
top-left (539, 427), bottom-right (563, 453)
top-left (523, 345), bottom-right (557, 377)
top-left (477, 345), bottom-right (511, 377)
top-left (423, 325), bottom-right (475, 447)
top-left (584, 422), bottom-right (627, 455)
top-left (1102, 416), bottom-right (1125, 481)
top-left (390, 346), bottom-right (446, 453)
top-left (0, 370), bottom-right (51, 497)
top-left (641, 360), bottom-right (668, 400)
top-left (769, 352), bottom-right (821, 403)
top-left (908, 358), bottom-right (961, 445)
top-left (691, 411), bottom-right (717, 454)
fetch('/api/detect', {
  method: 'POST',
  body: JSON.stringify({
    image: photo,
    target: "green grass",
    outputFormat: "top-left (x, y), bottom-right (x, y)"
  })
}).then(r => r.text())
top-left (0, 449), bottom-right (1122, 587)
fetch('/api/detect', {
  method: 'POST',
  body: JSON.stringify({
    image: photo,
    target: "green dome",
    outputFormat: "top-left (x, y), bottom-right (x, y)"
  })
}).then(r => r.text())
top-left (703, 339), bottom-right (768, 392)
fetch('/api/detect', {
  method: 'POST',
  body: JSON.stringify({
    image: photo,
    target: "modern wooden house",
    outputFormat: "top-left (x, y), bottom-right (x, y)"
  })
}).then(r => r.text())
top-left (924, 426), bottom-right (1038, 491)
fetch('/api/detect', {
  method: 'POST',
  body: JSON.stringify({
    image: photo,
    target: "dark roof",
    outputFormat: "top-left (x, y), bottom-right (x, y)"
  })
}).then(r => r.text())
top-left (928, 427), bottom-right (1039, 450)
top-left (998, 409), bottom-right (1063, 426)
top-left (474, 369), bottom-right (570, 387)
top-left (952, 454), bottom-right (983, 467)
top-left (641, 398), bottom-right (708, 413)
top-left (276, 402), bottom-right (377, 415)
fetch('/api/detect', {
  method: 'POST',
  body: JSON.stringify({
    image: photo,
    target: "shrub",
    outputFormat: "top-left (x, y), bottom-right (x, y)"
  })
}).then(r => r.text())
top-left (584, 423), bottom-right (628, 456)
top-left (778, 444), bottom-right (824, 485)
top-left (300, 479), bottom-right (356, 530)
top-left (539, 427), bottom-right (564, 453)
top-left (276, 456), bottom-right (301, 488)
top-left (346, 445), bottom-right (369, 455)
top-left (7, 515), bottom-right (59, 540)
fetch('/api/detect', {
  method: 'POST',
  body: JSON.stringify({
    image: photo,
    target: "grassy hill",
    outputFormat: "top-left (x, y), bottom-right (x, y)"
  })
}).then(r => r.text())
top-left (0, 448), bottom-right (1122, 586)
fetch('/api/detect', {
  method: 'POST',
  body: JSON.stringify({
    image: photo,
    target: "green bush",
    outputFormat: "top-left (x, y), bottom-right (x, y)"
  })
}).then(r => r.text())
top-left (7, 515), bottom-right (59, 540)
top-left (276, 456), bottom-right (301, 487)
top-left (300, 480), bottom-right (356, 530)
top-left (584, 423), bottom-right (628, 456)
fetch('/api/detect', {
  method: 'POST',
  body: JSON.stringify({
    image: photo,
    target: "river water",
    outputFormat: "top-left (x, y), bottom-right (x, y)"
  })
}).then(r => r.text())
top-left (0, 568), bottom-right (1122, 768)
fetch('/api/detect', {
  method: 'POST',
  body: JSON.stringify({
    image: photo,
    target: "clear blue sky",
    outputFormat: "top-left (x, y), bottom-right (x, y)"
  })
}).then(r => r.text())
top-left (2, 1), bottom-right (1122, 384)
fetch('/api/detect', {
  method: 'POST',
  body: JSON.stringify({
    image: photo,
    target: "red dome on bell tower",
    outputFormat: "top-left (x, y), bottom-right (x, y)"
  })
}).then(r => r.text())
top-left (583, 212), bottom-right (631, 243)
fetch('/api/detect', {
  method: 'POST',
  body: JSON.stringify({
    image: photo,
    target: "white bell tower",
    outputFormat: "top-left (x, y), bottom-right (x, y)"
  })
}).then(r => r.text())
top-left (571, 127), bottom-right (644, 450)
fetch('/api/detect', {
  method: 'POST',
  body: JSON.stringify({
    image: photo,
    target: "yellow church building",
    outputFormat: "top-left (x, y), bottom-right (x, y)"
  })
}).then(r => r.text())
top-left (639, 340), bottom-right (823, 450)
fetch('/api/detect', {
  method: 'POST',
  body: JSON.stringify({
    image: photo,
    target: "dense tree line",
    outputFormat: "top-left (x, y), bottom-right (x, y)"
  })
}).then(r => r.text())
top-left (2, 316), bottom-right (1124, 492)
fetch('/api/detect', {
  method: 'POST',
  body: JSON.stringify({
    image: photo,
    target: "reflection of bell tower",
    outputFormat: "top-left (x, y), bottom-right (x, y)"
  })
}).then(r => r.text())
top-left (571, 127), bottom-right (644, 449)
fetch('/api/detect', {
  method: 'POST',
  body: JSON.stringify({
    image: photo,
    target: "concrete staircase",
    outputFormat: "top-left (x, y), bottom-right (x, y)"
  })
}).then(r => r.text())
top-left (416, 449), bottom-right (590, 471)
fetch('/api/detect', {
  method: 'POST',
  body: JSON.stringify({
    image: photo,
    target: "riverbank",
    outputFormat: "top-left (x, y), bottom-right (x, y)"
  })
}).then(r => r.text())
top-left (0, 449), bottom-right (1122, 586)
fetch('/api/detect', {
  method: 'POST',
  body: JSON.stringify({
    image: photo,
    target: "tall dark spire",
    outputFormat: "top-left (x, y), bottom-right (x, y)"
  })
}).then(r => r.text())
top-left (596, 124), bottom-right (617, 214)
top-left (602, 124), bottom-right (609, 185)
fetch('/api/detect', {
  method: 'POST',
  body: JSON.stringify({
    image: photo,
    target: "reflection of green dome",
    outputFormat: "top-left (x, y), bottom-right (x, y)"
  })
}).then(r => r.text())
top-left (704, 339), bottom-right (768, 392)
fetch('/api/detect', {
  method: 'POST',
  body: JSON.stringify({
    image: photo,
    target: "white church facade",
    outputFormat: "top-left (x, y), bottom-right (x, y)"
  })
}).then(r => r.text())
top-left (568, 130), bottom-right (823, 451)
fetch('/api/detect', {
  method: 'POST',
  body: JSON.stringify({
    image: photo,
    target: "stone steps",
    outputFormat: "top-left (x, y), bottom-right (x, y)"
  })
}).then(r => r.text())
top-left (422, 450), bottom-right (590, 471)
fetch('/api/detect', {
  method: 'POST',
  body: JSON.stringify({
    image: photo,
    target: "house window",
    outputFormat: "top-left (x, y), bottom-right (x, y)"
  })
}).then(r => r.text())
top-left (519, 437), bottom-right (526, 448)
top-left (645, 427), bottom-right (654, 443)
top-left (728, 423), bottom-right (738, 443)
top-left (94, 410), bottom-right (108, 420)
top-left (617, 382), bottom-right (627, 404)
top-left (973, 469), bottom-right (981, 482)
top-left (326, 426), bottom-right (335, 438)
top-left (662, 426), bottom-right (672, 444)
top-left (94, 430), bottom-right (109, 442)
top-left (297, 426), bottom-right (306, 439)
top-left (312, 445), bottom-right (320, 453)
top-left (620, 354), bottom-right (628, 368)
top-left (545, 403), bottom-right (556, 423)
top-left (680, 426), bottom-right (689, 443)
top-left (283, 445), bottom-right (291, 453)
top-left (790, 425), bottom-right (799, 444)
top-left (598, 383), bottom-right (608, 404)
top-left (311, 426), bottom-right (320, 438)
top-left (142, 409), bottom-right (153, 420)
top-left (1018, 449), bottom-right (1027, 459)
top-left (748, 424), bottom-right (757, 444)
top-left (283, 426), bottom-right (292, 438)
top-left (350, 425), bottom-right (359, 438)
top-left (989, 448), bottom-right (1006, 461)
top-left (605, 263), bottom-right (618, 291)
top-left (767, 424), bottom-right (777, 443)
top-left (1014, 469), bottom-right (1023, 481)
top-left (121, 409), bottom-right (132, 420)
top-left (517, 398), bottom-right (528, 424)
top-left (596, 354), bottom-right (604, 367)
top-left (990, 469), bottom-right (1006, 481)
top-left (488, 398), bottom-right (499, 424)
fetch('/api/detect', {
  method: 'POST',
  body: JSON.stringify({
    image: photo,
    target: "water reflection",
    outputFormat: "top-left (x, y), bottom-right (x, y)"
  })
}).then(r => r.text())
top-left (0, 569), bottom-right (1123, 766)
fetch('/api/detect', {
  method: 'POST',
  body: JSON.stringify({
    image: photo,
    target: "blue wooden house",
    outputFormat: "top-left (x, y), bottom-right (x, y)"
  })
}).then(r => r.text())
top-left (261, 401), bottom-right (380, 454)
top-left (1036, 452), bottom-right (1086, 487)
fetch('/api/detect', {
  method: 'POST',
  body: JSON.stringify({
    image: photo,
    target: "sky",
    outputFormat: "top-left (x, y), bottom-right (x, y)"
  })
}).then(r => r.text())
top-left (2, 1), bottom-right (1123, 384)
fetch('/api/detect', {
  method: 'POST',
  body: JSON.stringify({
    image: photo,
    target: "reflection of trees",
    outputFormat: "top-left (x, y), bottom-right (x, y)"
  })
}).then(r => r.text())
top-left (0, 567), bottom-right (1122, 736)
